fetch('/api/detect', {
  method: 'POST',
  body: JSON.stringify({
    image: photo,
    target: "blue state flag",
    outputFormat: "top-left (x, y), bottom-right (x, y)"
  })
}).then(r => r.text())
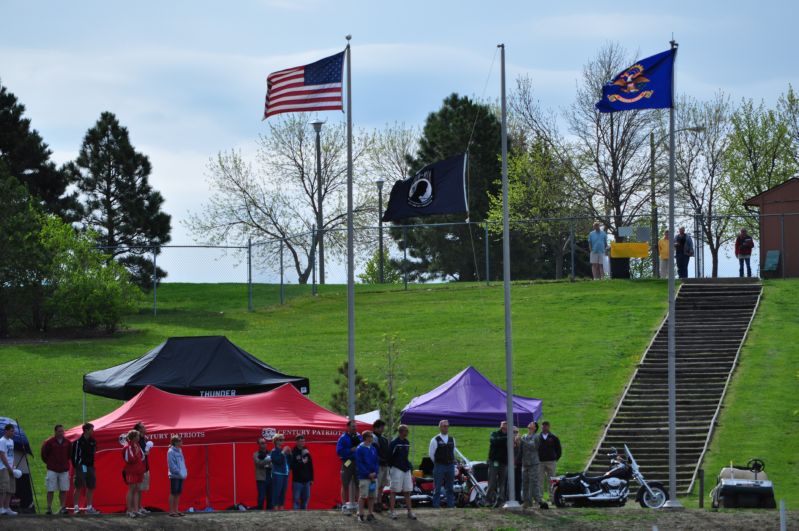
top-left (382, 153), bottom-right (468, 222)
top-left (596, 48), bottom-right (675, 113)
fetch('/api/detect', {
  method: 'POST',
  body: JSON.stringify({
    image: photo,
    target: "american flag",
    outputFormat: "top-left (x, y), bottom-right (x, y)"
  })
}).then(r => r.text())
top-left (263, 51), bottom-right (345, 119)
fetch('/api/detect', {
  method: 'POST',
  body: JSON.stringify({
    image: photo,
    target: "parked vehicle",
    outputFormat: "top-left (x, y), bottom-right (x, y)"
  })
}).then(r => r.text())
top-left (710, 458), bottom-right (776, 509)
top-left (550, 445), bottom-right (668, 509)
top-left (382, 451), bottom-right (488, 509)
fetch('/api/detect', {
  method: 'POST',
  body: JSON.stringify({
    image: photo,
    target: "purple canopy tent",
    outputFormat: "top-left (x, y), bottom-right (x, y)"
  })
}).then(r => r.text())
top-left (400, 366), bottom-right (543, 427)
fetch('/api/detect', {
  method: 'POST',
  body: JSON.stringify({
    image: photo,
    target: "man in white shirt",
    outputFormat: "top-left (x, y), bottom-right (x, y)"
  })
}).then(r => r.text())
top-left (0, 424), bottom-right (18, 516)
top-left (428, 420), bottom-right (456, 508)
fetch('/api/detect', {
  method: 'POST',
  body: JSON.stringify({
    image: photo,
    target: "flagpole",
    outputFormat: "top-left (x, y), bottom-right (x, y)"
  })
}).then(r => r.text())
top-left (345, 35), bottom-right (356, 422)
top-left (498, 43), bottom-right (520, 510)
top-left (664, 38), bottom-right (683, 509)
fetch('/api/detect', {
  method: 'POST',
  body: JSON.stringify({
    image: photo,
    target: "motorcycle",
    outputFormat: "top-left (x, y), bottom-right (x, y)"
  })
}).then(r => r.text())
top-left (382, 451), bottom-right (488, 508)
top-left (550, 445), bottom-right (668, 509)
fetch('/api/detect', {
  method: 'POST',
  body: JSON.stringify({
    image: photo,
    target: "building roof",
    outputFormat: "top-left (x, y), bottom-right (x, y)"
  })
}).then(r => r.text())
top-left (744, 177), bottom-right (799, 206)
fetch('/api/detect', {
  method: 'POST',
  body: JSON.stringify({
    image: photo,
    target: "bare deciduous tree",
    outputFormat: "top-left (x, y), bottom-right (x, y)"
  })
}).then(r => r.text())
top-left (186, 115), bottom-right (371, 283)
top-left (674, 93), bottom-right (735, 277)
top-left (567, 42), bottom-right (661, 237)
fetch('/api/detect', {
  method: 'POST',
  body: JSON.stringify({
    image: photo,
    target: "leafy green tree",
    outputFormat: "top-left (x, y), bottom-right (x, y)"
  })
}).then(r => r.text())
top-left (66, 112), bottom-right (171, 287)
top-left (39, 217), bottom-right (140, 332)
top-left (487, 140), bottom-right (592, 279)
top-left (391, 94), bottom-right (501, 281)
top-left (329, 361), bottom-right (388, 416)
top-left (357, 249), bottom-right (402, 284)
top-left (0, 82), bottom-right (78, 218)
top-left (0, 167), bottom-right (44, 336)
top-left (778, 84), bottom-right (799, 165)
top-left (722, 99), bottom-right (798, 217)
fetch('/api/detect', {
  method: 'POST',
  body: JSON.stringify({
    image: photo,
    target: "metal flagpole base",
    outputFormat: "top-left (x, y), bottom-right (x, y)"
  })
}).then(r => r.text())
top-left (662, 499), bottom-right (685, 510)
top-left (502, 500), bottom-right (522, 510)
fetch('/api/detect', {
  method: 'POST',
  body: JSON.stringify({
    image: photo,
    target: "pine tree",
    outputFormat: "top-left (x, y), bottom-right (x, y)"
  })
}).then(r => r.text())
top-left (0, 82), bottom-right (78, 219)
top-left (391, 93), bottom-right (502, 281)
top-left (67, 112), bottom-right (171, 287)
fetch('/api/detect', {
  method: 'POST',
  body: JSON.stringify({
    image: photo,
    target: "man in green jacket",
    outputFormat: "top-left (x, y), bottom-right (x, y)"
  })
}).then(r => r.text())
top-left (486, 421), bottom-right (508, 507)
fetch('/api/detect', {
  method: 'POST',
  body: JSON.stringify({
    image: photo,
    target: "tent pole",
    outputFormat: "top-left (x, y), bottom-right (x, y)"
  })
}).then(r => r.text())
top-left (206, 447), bottom-right (211, 509)
top-left (233, 443), bottom-right (237, 507)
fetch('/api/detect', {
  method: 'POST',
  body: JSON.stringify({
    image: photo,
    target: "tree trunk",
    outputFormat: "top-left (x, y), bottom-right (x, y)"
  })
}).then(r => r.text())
top-left (710, 246), bottom-right (720, 278)
top-left (554, 248), bottom-right (564, 280)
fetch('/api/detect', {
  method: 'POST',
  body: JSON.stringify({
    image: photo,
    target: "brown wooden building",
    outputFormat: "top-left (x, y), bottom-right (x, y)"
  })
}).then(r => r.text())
top-left (744, 177), bottom-right (799, 278)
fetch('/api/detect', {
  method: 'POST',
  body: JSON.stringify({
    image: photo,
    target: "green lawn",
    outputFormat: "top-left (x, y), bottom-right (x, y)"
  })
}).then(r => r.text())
top-left (2, 278), bottom-right (796, 509)
top-left (694, 279), bottom-right (799, 506)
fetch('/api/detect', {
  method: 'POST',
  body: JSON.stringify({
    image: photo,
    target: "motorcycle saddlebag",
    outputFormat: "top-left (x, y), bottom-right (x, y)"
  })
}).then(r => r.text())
top-left (558, 474), bottom-right (584, 494)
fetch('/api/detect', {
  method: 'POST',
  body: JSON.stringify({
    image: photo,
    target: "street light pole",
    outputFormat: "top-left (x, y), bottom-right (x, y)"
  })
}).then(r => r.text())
top-left (650, 131), bottom-right (659, 278)
top-left (375, 179), bottom-right (385, 284)
top-left (311, 119), bottom-right (325, 285)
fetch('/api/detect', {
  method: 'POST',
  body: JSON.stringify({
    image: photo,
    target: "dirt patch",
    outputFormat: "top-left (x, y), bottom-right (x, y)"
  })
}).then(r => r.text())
top-left (0, 507), bottom-right (792, 530)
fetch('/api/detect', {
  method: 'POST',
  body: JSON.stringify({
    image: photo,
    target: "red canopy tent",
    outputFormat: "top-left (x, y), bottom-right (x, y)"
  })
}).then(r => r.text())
top-left (65, 384), bottom-right (369, 512)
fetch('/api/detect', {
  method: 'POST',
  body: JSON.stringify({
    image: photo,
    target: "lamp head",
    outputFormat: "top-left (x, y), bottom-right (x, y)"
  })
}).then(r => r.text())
top-left (375, 178), bottom-right (384, 191)
top-left (309, 119), bottom-right (325, 133)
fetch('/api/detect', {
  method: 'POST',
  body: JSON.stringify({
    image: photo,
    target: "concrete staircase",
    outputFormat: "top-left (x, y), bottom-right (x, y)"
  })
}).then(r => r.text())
top-left (585, 278), bottom-right (762, 494)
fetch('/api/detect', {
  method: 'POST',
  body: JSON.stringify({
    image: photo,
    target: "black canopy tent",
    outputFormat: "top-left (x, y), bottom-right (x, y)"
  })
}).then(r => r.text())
top-left (83, 336), bottom-right (310, 401)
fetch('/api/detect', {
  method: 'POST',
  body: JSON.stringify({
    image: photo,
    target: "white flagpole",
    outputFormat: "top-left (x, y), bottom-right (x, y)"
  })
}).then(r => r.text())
top-left (499, 43), bottom-right (520, 510)
top-left (664, 38), bottom-right (683, 509)
top-left (345, 35), bottom-right (356, 422)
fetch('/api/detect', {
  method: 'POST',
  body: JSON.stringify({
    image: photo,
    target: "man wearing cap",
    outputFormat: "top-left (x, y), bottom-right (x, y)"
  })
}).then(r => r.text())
top-left (0, 424), bottom-right (18, 516)
top-left (387, 424), bottom-right (417, 520)
top-left (41, 424), bottom-right (72, 515)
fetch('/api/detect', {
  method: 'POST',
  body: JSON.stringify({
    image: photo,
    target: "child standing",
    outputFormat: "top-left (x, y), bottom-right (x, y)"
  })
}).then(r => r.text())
top-left (122, 430), bottom-right (145, 518)
top-left (167, 436), bottom-right (187, 517)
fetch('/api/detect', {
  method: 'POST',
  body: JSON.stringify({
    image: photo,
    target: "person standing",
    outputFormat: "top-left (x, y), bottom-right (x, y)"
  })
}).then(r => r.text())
top-left (167, 436), bottom-right (187, 517)
top-left (335, 420), bottom-right (361, 514)
top-left (588, 222), bottom-right (608, 280)
top-left (387, 424), bottom-right (417, 521)
top-left (41, 424), bottom-right (72, 515)
top-left (537, 421), bottom-right (561, 503)
top-left (371, 419), bottom-right (390, 512)
top-left (253, 437), bottom-right (272, 510)
top-left (354, 430), bottom-right (379, 522)
top-left (269, 434), bottom-right (291, 510)
top-left (71, 422), bottom-right (100, 514)
top-left (134, 422), bottom-right (152, 515)
top-left (735, 228), bottom-right (755, 278)
top-left (674, 227), bottom-right (694, 279)
top-left (486, 421), bottom-right (508, 507)
top-left (520, 421), bottom-right (547, 509)
top-left (290, 435), bottom-right (313, 510)
top-left (428, 419), bottom-right (456, 509)
top-left (658, 230), bottom-right (670, 279)
top-left (122, 430), bottom-right (145, 518)
top-left (0, 424), bottom-right (17, 516)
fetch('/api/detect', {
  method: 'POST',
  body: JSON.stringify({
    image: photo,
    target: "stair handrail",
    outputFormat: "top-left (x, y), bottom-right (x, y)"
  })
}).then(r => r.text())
top-left (687, 282), bottom-right (763, 494)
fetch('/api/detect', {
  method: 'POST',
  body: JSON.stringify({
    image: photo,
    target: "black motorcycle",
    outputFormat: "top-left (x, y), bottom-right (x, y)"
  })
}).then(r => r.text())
top-left (550, 445), bottom-right (668, 509)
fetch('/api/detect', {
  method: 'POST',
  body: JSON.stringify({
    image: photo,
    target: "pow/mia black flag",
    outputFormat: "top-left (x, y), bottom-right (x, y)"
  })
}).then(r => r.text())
top-left (381, 153), bottom-right (468, 222)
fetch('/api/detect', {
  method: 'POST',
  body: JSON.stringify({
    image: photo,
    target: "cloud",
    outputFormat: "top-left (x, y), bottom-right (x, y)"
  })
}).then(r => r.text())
top-left (526, 12), bottom-right (694, 40)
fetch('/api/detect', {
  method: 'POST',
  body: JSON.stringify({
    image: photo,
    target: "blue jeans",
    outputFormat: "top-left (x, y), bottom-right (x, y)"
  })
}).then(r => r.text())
top-left (292, 481), bottom-right (311, 510)
top-left (432, 463), bottom-right (455, 508)
top-left (256, 477), bottom-right (272, 510)
top-left (739, 257), bottom-right (751, 277)
top-left (272, 474), bottom-right (288, 506)
top-left (676, 254), bottom-right (690, 279)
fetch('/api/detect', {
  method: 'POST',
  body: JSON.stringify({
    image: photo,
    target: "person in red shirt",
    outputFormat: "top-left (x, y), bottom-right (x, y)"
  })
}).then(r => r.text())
top-left (735, 228), bottom-right (755, 278)
top-left (41, 425), bottom-right (72, 515)
top-left (122, 430), bottom-right (146, 518)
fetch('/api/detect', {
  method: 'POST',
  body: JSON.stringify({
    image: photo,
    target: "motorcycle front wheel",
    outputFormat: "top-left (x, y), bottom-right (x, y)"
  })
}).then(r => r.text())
top-left (637, 482), bottom-right (668, 509)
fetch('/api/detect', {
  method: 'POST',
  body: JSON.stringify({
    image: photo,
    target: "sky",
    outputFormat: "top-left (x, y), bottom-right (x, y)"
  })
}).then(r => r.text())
top-left (1, 0), bottom-right (796, 281)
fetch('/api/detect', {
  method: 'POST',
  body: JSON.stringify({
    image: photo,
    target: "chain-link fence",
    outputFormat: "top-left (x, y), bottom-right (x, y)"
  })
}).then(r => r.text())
top-left (106, 211), bottom-right (797, 314)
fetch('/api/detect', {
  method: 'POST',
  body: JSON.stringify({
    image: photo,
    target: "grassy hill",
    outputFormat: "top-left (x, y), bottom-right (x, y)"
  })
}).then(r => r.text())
top-left (1, 279), bottom-right (796, 507)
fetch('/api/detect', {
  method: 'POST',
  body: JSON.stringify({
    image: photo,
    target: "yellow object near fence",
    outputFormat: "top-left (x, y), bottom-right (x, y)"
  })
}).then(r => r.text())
top-left (610, 242), bottom-right (650, 258)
